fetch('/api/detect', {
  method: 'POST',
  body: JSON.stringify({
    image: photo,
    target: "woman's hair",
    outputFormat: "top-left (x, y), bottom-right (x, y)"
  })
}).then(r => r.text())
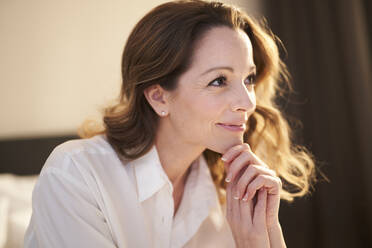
top-left (78, 0), bottom-right (317, 204)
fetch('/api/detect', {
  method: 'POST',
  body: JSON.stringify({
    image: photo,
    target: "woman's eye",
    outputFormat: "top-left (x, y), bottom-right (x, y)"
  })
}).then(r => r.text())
top-left (245, 74), bottom-right (256, 86)
top-left (208, 76), bottom-right (227, 87)
top-left (207, 74), bottom-right (256, 88)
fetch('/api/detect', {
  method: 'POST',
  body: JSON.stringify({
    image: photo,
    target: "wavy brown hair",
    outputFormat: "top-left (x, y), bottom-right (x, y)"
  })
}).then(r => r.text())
top-left (78, 0), bottom-right (317, 205)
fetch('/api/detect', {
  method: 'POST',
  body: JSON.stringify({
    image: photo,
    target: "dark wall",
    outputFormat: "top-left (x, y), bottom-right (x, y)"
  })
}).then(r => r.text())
top-left (261, 0), bottom-right (372, 247)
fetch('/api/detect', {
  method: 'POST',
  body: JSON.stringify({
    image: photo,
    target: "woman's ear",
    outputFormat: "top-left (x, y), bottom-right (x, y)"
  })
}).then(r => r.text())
top-left (143, 84), bottom-right (169, 117)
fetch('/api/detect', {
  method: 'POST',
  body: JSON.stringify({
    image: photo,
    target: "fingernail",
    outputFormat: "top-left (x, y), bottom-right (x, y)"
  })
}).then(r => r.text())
top-left (221, 156), bottom-right (227, 161)
top-left (242, 193), bottom-right (248, 201)
top-left (225, 173), bottom-right (232, 182)
top-left (233, 191), bottom-right (240, 200)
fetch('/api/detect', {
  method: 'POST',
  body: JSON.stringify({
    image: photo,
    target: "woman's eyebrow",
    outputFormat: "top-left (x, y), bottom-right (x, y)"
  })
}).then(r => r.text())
top-left (200, 65), bottom-right (256, 76)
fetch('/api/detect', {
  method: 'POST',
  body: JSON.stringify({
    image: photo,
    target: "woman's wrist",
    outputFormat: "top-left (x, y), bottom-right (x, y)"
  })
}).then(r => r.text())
top-left (268, 222), bottom-right (287, 248)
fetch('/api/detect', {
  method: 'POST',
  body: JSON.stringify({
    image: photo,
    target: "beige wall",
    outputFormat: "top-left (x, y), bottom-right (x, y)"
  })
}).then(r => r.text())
top-left (0, 0), bottom-right (261, 140)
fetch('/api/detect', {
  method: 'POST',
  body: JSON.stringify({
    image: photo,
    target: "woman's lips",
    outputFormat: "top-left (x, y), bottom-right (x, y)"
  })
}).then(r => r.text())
top-left (216, 123), bottom-right (245, 132)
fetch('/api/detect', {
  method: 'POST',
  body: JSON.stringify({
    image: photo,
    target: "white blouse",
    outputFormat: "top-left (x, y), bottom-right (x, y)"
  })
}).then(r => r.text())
top-left (24, 134), bottom-right (235, 248)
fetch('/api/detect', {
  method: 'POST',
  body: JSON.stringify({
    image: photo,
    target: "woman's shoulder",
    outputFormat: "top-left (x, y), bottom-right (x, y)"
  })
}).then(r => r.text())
top-left (52, 134), bottom-right (114, 157)
top-left (40, 134), bottom-right (123, 178)
top-left (35, 134), bottom-right (134, 203)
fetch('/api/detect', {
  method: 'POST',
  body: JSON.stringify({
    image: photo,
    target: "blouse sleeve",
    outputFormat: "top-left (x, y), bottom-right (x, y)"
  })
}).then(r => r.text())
top-left (24, 150), bottom-right (117, 248)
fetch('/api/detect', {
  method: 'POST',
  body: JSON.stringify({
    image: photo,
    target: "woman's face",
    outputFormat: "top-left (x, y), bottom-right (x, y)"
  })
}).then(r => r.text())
top-left (168, 26), bottom-right (257, 154)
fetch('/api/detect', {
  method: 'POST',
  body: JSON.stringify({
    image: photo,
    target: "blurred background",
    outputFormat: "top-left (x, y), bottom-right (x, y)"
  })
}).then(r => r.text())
top-left (0, 0), bottom-right (371, 247)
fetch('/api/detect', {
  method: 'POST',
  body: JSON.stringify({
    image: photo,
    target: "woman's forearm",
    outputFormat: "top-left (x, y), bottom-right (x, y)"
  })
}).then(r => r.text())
top-left (268, 223), bottom-right (287, 248)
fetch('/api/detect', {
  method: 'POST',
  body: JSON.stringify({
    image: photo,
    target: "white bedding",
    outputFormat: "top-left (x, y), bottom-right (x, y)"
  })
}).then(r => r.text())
top-left (0, 174), bottom-right (38, 248)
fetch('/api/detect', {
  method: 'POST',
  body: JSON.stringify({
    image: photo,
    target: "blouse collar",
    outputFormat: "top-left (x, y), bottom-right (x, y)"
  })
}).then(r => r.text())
top-left (129, 144), bottom-right (218, 211)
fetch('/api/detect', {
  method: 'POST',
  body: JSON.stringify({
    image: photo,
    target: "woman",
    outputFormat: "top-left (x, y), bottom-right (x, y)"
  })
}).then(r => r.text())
top-left (24, 0), bottom-right (316, 247)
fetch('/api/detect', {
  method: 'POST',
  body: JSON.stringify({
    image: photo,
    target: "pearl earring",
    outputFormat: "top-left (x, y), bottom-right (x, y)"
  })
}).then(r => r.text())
top-left (161, 111), bottom-right (166, 116)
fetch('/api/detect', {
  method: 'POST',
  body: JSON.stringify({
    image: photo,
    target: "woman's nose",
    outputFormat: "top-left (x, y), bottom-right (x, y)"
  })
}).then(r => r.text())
top-left (231, 84), bottom-right (256, 113)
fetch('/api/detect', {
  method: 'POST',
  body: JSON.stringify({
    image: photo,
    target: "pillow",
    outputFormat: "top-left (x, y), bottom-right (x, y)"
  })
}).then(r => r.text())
top-left (0, 174), bottom-right (38, 248)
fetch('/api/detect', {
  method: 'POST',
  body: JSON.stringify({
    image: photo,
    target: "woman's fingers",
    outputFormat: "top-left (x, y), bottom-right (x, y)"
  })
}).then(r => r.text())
top-left (228, 155), bottom-right (272, 184)
top-left (253, 188), bottom-right (267, 227)
top-left (222, 143), bottom-right (251, 176)
top-left (226, 177), bottom-right (233, 220)
top-left (222, 143), bottom-right (251, 163)
top-left (226, 176), bottom-right (241, 232)
top-left (234, 164), bottom-right (277, 200)
top-left (245, 174), bottom-right (282, 202)
top-left (231, 178), bottom-right (241, 225)
top-left (239, 192), bottom-right (253, 227)
top-left (222, 143), bottom-right (265, 165)
top-left (223, 144), bottom-right (282, 248)
top-left (222, 143), bottom-right (269, 183)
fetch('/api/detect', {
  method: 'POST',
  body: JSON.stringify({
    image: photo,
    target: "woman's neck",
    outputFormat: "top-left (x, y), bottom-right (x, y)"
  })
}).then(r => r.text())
top-left (154, 121), bottom-right (205, 188)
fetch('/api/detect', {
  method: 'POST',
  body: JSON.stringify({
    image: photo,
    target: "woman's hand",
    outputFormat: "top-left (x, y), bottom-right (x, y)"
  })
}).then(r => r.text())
top-left (222, 143), bottom-right (286, 248)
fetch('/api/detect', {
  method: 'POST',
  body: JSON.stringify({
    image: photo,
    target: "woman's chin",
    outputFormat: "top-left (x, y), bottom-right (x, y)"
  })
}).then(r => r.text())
top-left (208, 136), bottom-right (244, 154)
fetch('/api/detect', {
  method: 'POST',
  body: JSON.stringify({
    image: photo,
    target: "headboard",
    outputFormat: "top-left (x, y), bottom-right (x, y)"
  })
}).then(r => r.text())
top-left (0, 134), bottom-right (79, 175)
